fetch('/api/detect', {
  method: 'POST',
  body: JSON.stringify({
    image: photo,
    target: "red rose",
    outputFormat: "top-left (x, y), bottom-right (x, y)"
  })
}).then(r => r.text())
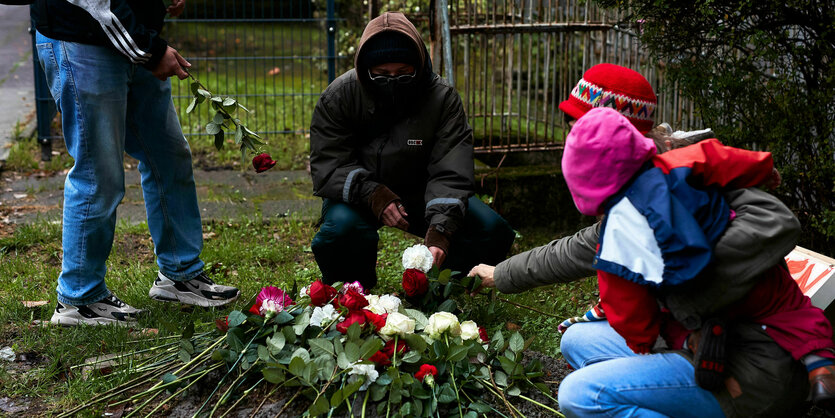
top-left (336, 310), bottom-right (367, 334)
top-left (252, 153), bottom-right (276, 173)
top-left (402, 268), bottom-right (429, 297)
top-left (215, 316), bottom-right (229, 333)
top-left (363, 310), bottom-right (387, 331)
top-left (415, 364), bottom-right (438, 382)
top-left (339, 289), bottom-right (369, 311)
top-left (478, 327), bottom-right (490, 343)
top-left (309, 280), bottom-right (337, 307)
top-left (368, 350), bottom-right (391, 366)
top-left (248, 301), bottom-right (261, 316)
top-left (381, 339), bottom-right (409, 357)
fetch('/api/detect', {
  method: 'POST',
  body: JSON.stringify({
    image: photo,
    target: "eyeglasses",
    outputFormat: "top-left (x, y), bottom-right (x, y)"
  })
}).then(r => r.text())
top-left (367, 70), bottom-right (416, 85)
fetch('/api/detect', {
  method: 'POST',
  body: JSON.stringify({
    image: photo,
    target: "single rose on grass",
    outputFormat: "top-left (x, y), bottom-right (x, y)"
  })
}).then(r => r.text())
top-left (415, 364), bottom-right (438, 387)
top-left (249, 286), bottom-right (293, 318)
top-left (379, 312), bottom-right (415, 340)
top-left (424, 311), bottom-right (462, 340)
top-left (339, 288), bottom-right (369, 310)
top-left (402, 244), bottom-right (434, 273)
top-left (252, 153), bottom-right (276, 173)
top-left (308, 280), bottom-right (337, 307)
top-left (402, 268), bottom-right (429, 297)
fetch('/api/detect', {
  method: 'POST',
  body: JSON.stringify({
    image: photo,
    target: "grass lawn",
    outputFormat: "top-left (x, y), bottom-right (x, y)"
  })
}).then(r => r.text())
top-left (0, 215), bottom-right (596, 415)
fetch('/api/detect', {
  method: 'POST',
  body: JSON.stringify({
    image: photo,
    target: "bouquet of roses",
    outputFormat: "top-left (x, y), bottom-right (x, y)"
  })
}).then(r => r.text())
top-left (66, 251), bottom-right (559, 417)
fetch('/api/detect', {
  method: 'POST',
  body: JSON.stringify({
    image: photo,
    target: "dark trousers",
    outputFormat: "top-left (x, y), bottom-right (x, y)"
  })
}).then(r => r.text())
top-left (311, 196), bottom-right (515, 290)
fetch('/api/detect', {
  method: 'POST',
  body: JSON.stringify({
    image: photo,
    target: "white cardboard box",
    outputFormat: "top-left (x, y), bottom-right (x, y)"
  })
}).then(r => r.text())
top-left (787, 246), bottom-right (835, 309)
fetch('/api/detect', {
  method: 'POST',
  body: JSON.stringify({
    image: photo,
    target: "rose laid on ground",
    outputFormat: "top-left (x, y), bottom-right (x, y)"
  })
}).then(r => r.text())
top-left (402, 268), bottom-right (429, 297)
top-left (368, 350), bottom-right (391, 366)
top-left (381, 339), bottom-right (409, 357)
top-left (308, 280), bottom-right (337, 307)
top-left (310, 304), bottom-right (342, 328)
top-left (424, 312), bottom-right (462, 340)
top-left (336, 310), bottom-right (367, 334)
top-left (363, 310), bottom-right (387, 331)
top-left (415, 364), bottom-right (438, 386)
top-left (379, 312), bottom-right (415, 339)
top-left (252, 153), bottom-right (276, 173)
top-left (249, 286), bottom-right (293, 317)
top-left (339, 288), bottom-right (369, 310)
top-left (478, 326), bottom-right (490, 343)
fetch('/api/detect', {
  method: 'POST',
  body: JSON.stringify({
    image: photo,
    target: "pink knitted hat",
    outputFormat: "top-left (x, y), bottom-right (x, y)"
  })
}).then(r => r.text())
top-left (562, 107), bottom-right (657, 216)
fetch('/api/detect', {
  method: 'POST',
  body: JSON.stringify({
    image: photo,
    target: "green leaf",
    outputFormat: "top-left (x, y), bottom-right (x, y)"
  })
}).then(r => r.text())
top-left (307, 395), bottom-right (329, 417)
top-left (243, 125), bottom-right (262, 139)
top-left (347, 322), bottom-right (361, 341)
top-left (190, 82), bottom-right (200, 96)
top-left (375, 373), bottom-right (392, 386)
top-left (274, 310), bottom-right (294, 325)
top-left (469, 401), bottom-right (493, 414)
top-left (438, 269), bottom-right (452, 285)
top-left (234, 124), bottom-right (243, 144)
top-left (506, 385), bottom-right (522, 397)
top-left (226, 328), bottom-right (244, 352)
top-left (210, 96), bottom-right (223, 103)
top-left (404, 309), bottom-right (428, 331)
top-left (337, 352), bottom-right (352, 369)
top-left (289, 356), bottom-right (306, 377)
top-left (344, 342), bottom-right (360, 363)
top-left (178, 349), bottom-right (190, 363)
top-left (332, 379), bottom-right (363, 406)
top-left (401, 350), bottom-right (421, 364)
top-left (213, 111), bottom-right (225, 124)
top-left (403, 333), bottom-right (427, 353)
top-left (186, 97), bottom-right (197, 113)
top-left (291, 347), bottom-right (311, 364)
top-left (197, 88), bottom-right (211, 98)
top-left (494, 370), bottom-right (508, 387)
top-left (400, 402), bottom-right (412, 416)
top-left (182, 321), bottom-right (195, 340)
top-left (437, 384), bottom-right (456, 403)
top-left (227, 311), bottom-right (247, 328)
top-left (161, 372), bottom-right (179, 386)
top-left (205, 122), bottom-right (220, 135)
top-left (293, 311), bottom-right (310, 335)
top-left (370, 383), bottom-right (387, 402)
top-left (257, 345), bottom-right (272, 363)
top-left (462, 412), bottom-right (478, 418)
top-left (359, 337), bottom-right (384, 360)
top-left (214, 130), bottom-right (225, 150)
top-left (179, 339), bottom-right (194, 355)
top-left (222, 97), bottom-right (236, 106)
top-left (490, 331), bottom-right (505, 352)
top-left (211, 349), bottom-right (227, 362)
top-left (508, 332), bottom-right (524, 354)
top-left (237, 102), bottom-right (250, 112)
top-left (499, 356), bottom-right (522, 376)
top-left (267, 333), bottom-right (286, 354)
top-left (447, 344), bottom-right (469, 362)
top-left (262, 366), bottom-right (285, 384)
top-left (308, 338), bottom-right (335, 357)
top-left (313, 356), bottom-right (335, 381)
top-left (443, 282), bottom-right (454, 298)
top-left (436, 299), bottom-right (457, 313)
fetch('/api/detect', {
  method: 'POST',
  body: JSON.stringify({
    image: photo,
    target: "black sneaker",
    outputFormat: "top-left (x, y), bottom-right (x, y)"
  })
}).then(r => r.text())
top-left (50, 293), bottom-right (143, 326)
top-left (693, 318), bottom-right (728, 391)
top-left (148, 271), bottom-right (239, 307)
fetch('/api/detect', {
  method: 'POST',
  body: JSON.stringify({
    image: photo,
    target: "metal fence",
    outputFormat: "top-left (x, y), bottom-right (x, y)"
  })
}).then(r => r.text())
top-left (440, 0), bottom-right (699, 154)
top-left (165, 0), bottom-right (341, 139)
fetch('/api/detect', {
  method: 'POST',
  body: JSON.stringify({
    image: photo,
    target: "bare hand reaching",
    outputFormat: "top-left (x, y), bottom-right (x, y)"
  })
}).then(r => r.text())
top-left (381, 201), bottom-right (409, 231)
top-left (429, 246), bottom-right (446, 267)
top-left (152, 46), bottom-right (191, 81)
top-left (468, 264), bottom-right (496, 296)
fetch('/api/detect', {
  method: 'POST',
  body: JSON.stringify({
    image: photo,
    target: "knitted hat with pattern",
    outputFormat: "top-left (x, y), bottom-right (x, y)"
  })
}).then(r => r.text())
top-left (559, 63), bottom-right (657, 133)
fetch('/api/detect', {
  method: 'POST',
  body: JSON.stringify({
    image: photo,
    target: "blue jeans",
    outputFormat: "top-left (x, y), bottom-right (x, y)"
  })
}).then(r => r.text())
top-left (311, 196), bottom-right (515, 290)
top-left (558, 321), bottom-right (725, 417)
top-left (35, 32), bottom-right (204, 305)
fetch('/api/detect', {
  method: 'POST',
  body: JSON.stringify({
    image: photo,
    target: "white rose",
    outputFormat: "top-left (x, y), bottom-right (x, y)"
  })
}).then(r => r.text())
top-left (299, 286), bottom-right (309, 299)
top-left (367, 294), bottom-right (402, 315)
top-left (379, 312), bottom-right (415, 340)
top-left (310, 304), bottom-right (341, 328)
top-left (402, 244), bottom-right (434, 273)
top-left (460, 320), bottom-right (480, 341)
top-left (424, 312), bottom-right (461, 340)
top-left (348, 363), bottom-right (379, 391)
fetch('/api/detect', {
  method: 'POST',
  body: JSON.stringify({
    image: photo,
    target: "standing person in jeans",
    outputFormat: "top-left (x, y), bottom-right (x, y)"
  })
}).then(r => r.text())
top-left (309, 12), bottom-right (515, 291)
top-left (32, 0), bottom-right (239, 326)
top-left (467, 63), bottom-right (823, 416)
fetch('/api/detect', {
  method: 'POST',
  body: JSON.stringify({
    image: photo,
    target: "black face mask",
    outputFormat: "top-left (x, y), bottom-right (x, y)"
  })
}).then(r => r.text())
top-left (367, 70), bottom-right (420, 110)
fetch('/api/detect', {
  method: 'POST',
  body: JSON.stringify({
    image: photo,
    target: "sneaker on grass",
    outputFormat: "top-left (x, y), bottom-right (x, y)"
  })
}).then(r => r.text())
top-left (149, 271), bottom-right (239, 307)
top-left (50, 293), bottom-right (143, 326)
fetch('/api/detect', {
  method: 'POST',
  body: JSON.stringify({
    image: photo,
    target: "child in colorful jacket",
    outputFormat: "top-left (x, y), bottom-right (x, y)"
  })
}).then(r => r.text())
top-left (561, 107), bottom-right (835, 406)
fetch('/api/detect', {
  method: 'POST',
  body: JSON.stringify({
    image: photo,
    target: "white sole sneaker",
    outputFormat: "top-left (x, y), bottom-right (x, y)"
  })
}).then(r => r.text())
top-left (50, 294), bottom-right (142, 326)
top-left (149, 272), bottom-right (239, 307)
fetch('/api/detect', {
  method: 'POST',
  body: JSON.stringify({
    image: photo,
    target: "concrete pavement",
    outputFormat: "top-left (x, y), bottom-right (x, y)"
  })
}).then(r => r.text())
top-left (0, 4), bottom-right (36, 163)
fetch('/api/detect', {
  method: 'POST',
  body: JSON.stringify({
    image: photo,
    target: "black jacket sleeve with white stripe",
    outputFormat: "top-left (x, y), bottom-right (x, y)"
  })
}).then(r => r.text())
top-left (32, 0), bottom-right (169, 70)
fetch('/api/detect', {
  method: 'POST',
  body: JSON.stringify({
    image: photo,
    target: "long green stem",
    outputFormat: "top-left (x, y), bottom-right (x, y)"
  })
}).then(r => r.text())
top-left (195, 321), bottom-right (267, 416)
top-left (518, 395), bottom-right (563, 416)
top-left (137, 364), bottom-right (223, 418)
top-left (444, 334), bottom-right (464, 417)
top-left (210, 361), bottom-right (255, 417)
top-left (362, 389), bottom-right (370, 418)
top-left (57, 365), bottom-right (169, 417)
top-left (219, 376), bottom-right (264, 418)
